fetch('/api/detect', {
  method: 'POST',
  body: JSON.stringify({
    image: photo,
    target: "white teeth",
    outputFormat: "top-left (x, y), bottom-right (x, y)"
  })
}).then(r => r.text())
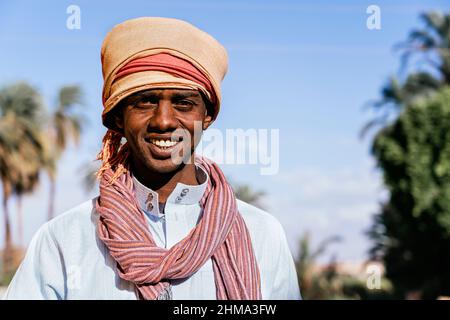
top-left (150, 139), bottom-right (178, 148)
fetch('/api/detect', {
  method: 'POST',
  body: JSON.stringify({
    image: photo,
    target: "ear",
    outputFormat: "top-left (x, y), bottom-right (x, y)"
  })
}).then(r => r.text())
top-left (202, 112), bottom-right (214, 130)
top-left (113, 110), bottom-right (124, 133)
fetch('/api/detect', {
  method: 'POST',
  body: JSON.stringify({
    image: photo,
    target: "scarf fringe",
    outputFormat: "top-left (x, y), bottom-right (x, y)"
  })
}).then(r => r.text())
top-left (156, 284), bottom-right (173, 300)
top-left (96, 129), bottom-right (130, 184)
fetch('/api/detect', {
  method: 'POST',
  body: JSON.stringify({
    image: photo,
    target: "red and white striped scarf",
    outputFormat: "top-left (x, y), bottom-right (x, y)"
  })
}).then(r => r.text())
top-left (95, 156), bottom-right (262, 300)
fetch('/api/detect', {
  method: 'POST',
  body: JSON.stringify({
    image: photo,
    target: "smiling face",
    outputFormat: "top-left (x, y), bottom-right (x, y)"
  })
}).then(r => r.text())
top-left (114, 88), bottom-right (214, 174)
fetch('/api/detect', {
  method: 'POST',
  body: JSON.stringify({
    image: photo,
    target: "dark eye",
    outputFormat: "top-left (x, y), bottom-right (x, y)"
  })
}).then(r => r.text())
top-left (174, 100), bottom-right (194, 109)
top-left (135, 97), bottom-right (158, 108)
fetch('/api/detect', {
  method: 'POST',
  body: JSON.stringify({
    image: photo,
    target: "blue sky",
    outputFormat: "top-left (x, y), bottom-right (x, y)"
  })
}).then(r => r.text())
top-left (1, 0), bottom-right (449, 263)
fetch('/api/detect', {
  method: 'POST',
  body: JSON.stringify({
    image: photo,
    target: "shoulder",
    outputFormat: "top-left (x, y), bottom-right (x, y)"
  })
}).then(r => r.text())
top-left (47, 197), bottom-right (97, 229)
top-left (235, 199), bottom-right (300, 299)
top-left (40, 197), bottom-right (99, 250)
top-left (236, 199), bottom-right (286, 238)
top-left (4, 198), bottom-right (103, 300)
top-left (47, 198), bottom-right (97, 227)
top-left (236, 199), bottom-right (290, 262)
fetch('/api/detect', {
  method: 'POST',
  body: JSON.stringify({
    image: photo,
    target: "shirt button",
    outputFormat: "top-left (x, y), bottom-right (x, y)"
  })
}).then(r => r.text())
top-left (181, 188), bottom-right (189, 196)
top-left (175, 196), bottom-right (182, 203)
top-left (147, 202), bottom-right (154, 211)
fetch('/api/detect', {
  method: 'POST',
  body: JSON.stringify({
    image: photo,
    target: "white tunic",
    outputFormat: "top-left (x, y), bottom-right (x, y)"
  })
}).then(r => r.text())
top-left (4, 167), bottom-right (301, 300)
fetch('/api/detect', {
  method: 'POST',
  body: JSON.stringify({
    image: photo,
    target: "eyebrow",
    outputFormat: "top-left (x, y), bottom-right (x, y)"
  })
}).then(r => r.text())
top-left (124, 90), bottom-right (201, 106)
top-left (171, 91), bottom-right (201, 100)
top-left (133, 90), bottom-right (200, 99)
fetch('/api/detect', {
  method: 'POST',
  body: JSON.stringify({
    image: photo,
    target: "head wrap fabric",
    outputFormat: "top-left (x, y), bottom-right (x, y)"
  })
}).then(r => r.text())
top-left (96, 156), bottom-right (262, 300)
top-left (114, 53), bottom-right (215, 104)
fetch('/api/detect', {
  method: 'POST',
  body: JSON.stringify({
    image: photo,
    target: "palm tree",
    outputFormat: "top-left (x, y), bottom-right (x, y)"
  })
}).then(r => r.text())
top-left (362, 11), bottom-right (450, 137)
top-left (14, 174), bottom-right (39, 247)
top-left (399, 11), bottom-right (450, 83)
top-left (0, 82), bottom-right (46, 275)
top-left (46, 85), bottom-right (83, 220)
top-left (12, 137), bottom-right (45, 246)
top-left (295, 232), bottom-right (341, 299)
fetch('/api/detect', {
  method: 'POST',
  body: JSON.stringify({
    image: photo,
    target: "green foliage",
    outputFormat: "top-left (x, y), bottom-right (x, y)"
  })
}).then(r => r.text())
top-left (0, 268), bottom-right (16, 287)
top-left (362, 11), bottom-right (450, 138)
top-left (366, 10), bottom-right (450, 299)
top-left (370, 87), bottom-right (450, 298)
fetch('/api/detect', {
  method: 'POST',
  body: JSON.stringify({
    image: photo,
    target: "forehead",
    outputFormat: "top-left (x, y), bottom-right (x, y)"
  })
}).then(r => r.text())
top-left (118, 88), bottom-right (204, 109)
top-left (134, 88), bottom-right (202, 98)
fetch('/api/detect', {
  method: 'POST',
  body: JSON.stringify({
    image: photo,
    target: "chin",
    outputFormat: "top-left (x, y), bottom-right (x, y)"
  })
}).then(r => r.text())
top-left (145, 158), bottom-right (183, 174)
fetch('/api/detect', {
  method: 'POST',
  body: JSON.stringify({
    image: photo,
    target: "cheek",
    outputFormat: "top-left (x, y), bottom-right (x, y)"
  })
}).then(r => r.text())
top-left (123, 114), bottom-right (146, 144)
top-left (180, 118), bottom-right (204, 146)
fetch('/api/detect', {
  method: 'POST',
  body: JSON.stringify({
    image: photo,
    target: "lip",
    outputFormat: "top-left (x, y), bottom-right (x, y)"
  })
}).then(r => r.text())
top-left (146, 134), bottom-right (183, 141)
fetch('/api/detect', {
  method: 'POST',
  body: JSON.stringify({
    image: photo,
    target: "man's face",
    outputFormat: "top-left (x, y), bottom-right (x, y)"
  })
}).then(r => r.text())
top-left (115, 88), bottom-right (213, 174)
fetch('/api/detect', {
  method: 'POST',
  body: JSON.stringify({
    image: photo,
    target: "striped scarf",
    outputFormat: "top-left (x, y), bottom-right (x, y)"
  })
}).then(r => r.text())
top-left (95, 156), bottom-right (262, 300)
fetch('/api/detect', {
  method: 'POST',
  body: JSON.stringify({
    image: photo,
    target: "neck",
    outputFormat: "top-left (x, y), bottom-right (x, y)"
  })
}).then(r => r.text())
top-left (131, 157), bottom-right (199, 203)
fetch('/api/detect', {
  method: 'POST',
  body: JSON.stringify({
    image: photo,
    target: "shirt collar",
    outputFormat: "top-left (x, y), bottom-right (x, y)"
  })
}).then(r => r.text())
top-left (132, 165), bottom-right (209, 217)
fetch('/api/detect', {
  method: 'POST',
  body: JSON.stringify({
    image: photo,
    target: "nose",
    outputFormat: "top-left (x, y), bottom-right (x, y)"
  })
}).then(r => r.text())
top-left (147, 99), bottom-right (178, 132)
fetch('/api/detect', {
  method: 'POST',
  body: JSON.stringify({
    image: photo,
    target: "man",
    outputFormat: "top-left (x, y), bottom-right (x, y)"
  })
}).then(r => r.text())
top-left (4, 17), bottom-right (301, 300)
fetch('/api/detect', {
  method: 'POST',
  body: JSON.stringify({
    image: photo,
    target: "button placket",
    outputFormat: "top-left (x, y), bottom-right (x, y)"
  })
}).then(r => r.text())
top-left (175, 188), bottom-right (189, 203)
top-left (145, 192), bottom-right (155, 213)
top-left (165, 203), bottom-right (183, 249)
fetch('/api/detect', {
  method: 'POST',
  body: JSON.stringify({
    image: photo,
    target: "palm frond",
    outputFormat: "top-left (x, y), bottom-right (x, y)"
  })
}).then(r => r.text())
top-left (420, 11), bottom-right (447, 37)
top-left (58, 85), bottom-right (83, 111)
top-left (0, 82), bottom-right (45, 122)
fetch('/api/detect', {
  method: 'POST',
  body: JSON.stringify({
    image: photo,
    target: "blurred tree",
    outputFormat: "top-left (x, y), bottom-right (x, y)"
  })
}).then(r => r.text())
top-left (295, 232), bottom-right (341, 299)
top-left (399, 11), bottom-right (450, 83)
top-left (362, 11), bottom-right (450, 137)
top-left (365, 10), bottom-right (450, 299)
top-left (12, 140), bottom-right (44, 247)
top-left (46, 85), bottom-right (84, 220)
top-left (0, 82), bottom-right (46, 275)
top-left (369, 87), bottom-right (450, 299)
top-left (0, 82), bottom-right (84, 280)
top-left (296, 233), bottom-right (394, 299)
